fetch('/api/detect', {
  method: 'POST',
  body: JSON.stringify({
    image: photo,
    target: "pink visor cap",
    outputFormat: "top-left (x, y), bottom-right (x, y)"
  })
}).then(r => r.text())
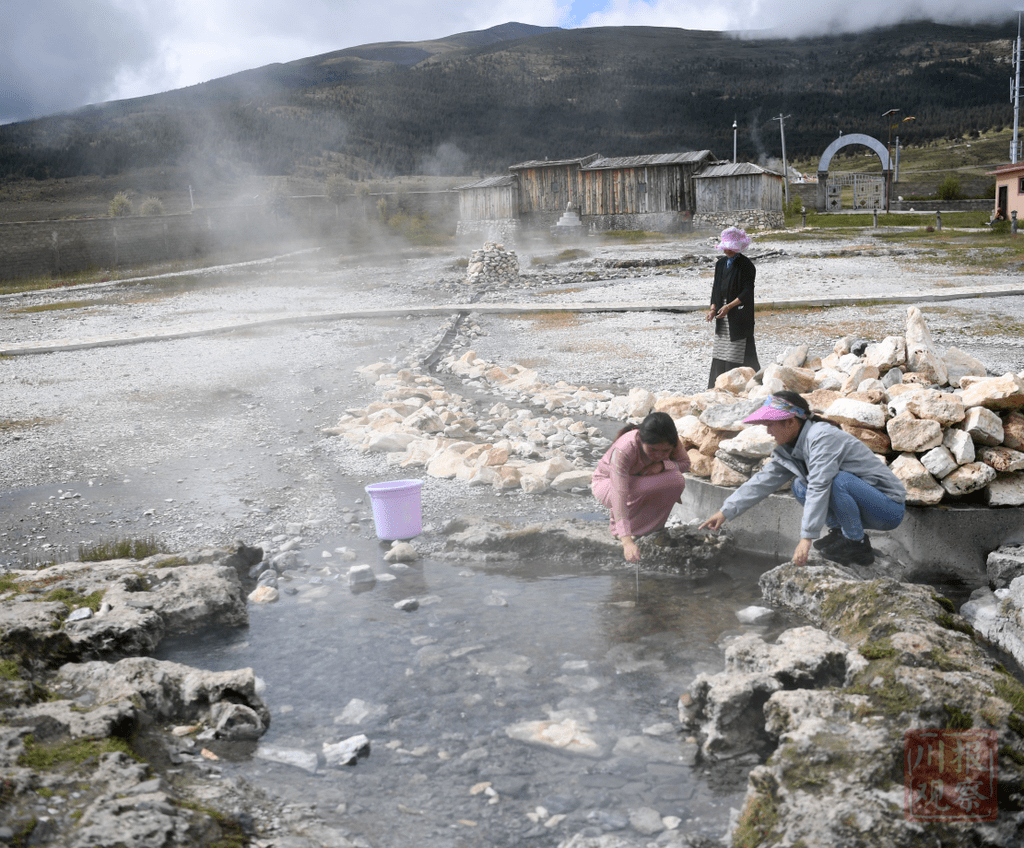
top-left (742, 395), bottom-right (808, 424)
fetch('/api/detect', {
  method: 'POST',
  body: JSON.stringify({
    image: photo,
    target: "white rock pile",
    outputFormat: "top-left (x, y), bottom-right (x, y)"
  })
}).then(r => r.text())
top-left (324, 361), bottom-right (607, 494)
top-left (465, 241), bottom-right (519, 286)
top-left (326, 305), bottom-right (1024, 509)
top-left (694, 305), bottom-right (1024, 506)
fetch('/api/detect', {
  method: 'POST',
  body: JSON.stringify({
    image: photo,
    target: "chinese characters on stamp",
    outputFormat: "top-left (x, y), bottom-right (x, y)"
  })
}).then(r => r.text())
top-left (905, 729), bottom-right (997, 822)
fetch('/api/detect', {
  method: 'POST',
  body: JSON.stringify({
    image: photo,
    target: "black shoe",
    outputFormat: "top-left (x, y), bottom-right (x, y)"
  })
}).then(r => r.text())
top-left (822, 535), bottom-right (874, 567)
top-left (812, 527), bottom-right (844, 552)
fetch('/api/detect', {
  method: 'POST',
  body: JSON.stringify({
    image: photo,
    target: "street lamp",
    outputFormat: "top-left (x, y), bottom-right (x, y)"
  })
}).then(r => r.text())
top-left (733, 119), bottom-right (737, 164)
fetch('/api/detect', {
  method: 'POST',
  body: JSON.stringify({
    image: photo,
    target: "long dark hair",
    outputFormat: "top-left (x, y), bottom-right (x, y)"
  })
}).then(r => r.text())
top-left (616, 411), bottom-right (679, 444)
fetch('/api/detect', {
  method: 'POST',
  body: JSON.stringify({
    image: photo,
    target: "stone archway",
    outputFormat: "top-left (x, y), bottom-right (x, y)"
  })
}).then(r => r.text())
top-left (815, 133), bottom-right (891, 212)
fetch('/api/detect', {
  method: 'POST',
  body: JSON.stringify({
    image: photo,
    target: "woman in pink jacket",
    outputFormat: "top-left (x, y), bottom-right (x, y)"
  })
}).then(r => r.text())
top-left (592, 412), bottom-right (690, 562)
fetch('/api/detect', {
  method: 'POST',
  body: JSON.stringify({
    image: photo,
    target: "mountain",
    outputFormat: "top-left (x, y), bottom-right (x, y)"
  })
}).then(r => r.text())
top-left (0, 19), bottom-right (1017, 183)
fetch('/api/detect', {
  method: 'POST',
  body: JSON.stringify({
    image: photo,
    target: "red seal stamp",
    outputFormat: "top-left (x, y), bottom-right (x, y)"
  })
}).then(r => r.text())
top-left (904, 729), bottom-right (997, 822)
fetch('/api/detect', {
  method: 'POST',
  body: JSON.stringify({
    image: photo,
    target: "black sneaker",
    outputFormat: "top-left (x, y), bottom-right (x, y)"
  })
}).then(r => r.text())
top-left (822, 535), bottom-right (874, 567)
top-left (812, 528), bottom-right (844, 552)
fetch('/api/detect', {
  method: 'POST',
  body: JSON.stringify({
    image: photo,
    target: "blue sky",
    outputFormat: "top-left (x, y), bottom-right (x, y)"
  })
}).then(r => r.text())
top-left (1, 0), bottom-right (1018, 124)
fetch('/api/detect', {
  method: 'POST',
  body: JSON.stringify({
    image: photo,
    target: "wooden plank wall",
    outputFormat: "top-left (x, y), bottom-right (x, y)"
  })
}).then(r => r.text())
top-left (695, 175), bottom-right (784, 213)
top-left (578, 165), bottom-right (698, 216)
top-left (459, 186), bottom-right (518, 221)
top-left (516, 165), bottom-right (578, 214)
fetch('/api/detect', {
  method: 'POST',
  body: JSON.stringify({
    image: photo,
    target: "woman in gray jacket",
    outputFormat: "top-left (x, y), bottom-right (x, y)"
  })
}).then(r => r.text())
top-left (699, 391), bottom-right (906, 567)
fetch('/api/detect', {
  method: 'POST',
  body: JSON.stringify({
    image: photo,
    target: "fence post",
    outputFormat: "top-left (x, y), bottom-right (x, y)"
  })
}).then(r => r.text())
top-left (935, 211), bottom-right (941, 232)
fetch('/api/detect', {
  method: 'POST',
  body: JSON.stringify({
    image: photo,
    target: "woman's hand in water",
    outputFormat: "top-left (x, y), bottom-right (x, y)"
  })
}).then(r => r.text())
top-left (622, 537), bottom-right (641, 562)
top-left (699, 512), bottom-right (726, 532)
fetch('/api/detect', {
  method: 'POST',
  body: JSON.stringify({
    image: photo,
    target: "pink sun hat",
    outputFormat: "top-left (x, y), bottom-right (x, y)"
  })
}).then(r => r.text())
top-left (716, 227), bottom-right (751, 252)
top-left (742, 395), bottom-right (809, 424)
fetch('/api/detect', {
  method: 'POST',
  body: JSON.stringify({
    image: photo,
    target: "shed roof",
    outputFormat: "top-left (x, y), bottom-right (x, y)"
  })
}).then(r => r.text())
top-left (694, 162), bottom-right (784, 179)
top-left (508, 153), bottom-right (601, 170)
top-left (582, 151), bottom-right (716, 170)
top-left (455, 175), bottom-right (518, 190)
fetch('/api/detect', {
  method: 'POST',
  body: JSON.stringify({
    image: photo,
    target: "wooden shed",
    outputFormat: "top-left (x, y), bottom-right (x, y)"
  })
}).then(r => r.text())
top-left (578, 151), bottom-right (716, 216)
top-left (507, 154), bottom-right (601, 216)
top-left (693, 162), bottom-right (785, 230)
top-left (456, 175), bottom-right (519, 222)
top-left (693, 162), bottom-right (784, 213)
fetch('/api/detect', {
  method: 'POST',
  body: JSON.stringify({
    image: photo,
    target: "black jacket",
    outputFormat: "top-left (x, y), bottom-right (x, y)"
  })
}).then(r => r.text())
top-left (710, 253), bottom-right (756, 341)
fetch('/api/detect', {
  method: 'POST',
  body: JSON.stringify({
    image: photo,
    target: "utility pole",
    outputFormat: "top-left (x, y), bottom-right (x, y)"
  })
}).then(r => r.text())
top-left (772, 113), bottom-right (791, 206)
top-left (882, 108), bottom-right (899, 213)
top-left (732, 119), bottom-right (737, 164)
top-left (1013, 13), bottom-right (1021, 164)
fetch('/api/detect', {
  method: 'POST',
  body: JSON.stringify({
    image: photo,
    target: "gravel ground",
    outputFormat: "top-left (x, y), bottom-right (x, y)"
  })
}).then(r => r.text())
top-left (1, 232), bottom-right (1023, 567)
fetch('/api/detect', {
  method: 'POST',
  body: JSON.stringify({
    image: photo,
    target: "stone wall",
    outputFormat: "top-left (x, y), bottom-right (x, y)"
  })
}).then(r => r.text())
top-left (693, 210), bottom-right (784, 232)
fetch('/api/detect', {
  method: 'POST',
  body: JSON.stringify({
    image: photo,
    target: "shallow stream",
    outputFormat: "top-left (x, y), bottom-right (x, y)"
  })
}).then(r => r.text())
top-left (158, 525), bottom-right (799, 847)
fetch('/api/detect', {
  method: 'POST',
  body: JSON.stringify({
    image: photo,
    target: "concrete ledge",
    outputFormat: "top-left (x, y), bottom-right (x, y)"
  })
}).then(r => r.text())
top-left (5, 285), bottom-right (1024, 357)
top-left (673, 476), bottom-right (1024, 583)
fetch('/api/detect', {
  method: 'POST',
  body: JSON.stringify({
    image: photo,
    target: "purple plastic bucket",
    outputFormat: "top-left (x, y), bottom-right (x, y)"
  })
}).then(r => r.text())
top-left (364, 479), bottom-right (423, 540)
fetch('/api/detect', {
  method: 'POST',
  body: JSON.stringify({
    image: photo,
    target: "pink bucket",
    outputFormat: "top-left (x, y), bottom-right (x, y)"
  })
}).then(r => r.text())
top-left (364, 479), bottom-right (423, 540)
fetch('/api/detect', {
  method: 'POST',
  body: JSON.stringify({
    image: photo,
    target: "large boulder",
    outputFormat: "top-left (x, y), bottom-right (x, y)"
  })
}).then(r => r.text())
top-left (905, 306), bottom-right (948, 384)
top-left (57, 656), bottom-right (270, 735)
top-left (823, 398), bottom-right (886, 430)
top-left (889, 453), bottom-right (945, 506)
top-left (961, 406), bottom-right (1004, 447)
top-left (750, 563), bottom-right (1024, 848)
top-left (885, 411), bottom-right (942, 453)
top-left (943, 346), bottom-right (987, 387)
top-left (960, 373), bottom-right (1024, 411)
top-left (940, 462), bottom-right (997, 496)
top-left (0, 556), bottom-right (249, 667)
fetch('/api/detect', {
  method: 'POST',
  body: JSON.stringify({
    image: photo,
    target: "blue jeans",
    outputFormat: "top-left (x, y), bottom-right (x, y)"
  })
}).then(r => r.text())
top-left (792, 471), bottom-right (905, 541)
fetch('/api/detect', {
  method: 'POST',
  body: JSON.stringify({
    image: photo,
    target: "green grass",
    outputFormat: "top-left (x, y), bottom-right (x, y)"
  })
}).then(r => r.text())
top-left (17, 734), bottom-right (139, 770)
top-left (42, 587), bottom-right (105, 613)
top-left (733, 786), bottom-right (780, 848)
top-left (384, 211), bottom-right (454, 246)
top-left (994, 674), bottom-right (1024, 715)
top-left (77, 536), bottom-right (168, 562)
top-left (174, 800), bottom-right (249, 848)
top-left (935, 612), bottom-right (975, 637)
top-left (943, 703), bottom-right (974, 730)
top-left (859, 639), bottom-right (897, 661)
top-left (530, 248), bottom-right (591, 265)
top-left (786, 210), bottom-right (994, 230)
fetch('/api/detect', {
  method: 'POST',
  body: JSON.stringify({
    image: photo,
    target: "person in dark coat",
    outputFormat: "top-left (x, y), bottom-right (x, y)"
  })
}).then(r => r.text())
top-left (705, 227), bottom-right (759, 388)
